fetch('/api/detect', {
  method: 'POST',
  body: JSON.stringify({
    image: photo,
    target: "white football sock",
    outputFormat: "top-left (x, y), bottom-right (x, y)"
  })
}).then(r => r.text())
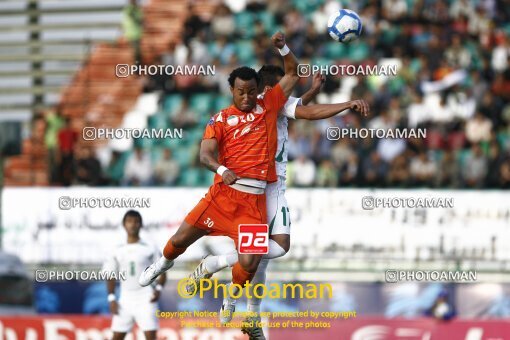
top-left (262, 239), bottom-right (287, 259)
top-left (204, 253), bottom-right (238, 273)
top-left (247, 258), bottom-right (269, 313)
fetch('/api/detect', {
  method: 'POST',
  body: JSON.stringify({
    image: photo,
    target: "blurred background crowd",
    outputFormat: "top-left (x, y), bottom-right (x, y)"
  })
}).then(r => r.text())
top-left (41, 0), bottom-right (510, 188)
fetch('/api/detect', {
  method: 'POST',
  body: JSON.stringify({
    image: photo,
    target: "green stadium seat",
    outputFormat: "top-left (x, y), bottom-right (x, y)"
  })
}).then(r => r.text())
top-left (325, 42), bottom-right (346, 59)
top-left (200, 169), bottom-right (215, 186)
top-left (214, 95), bottom-right (232, 112)
top-left (257, 12), bottom-right (276, 34)
top-left (235, 40), bottom-right (255, 64)
top-left (179, 168), bottom-right (202, 186)
top-left (133, 136), bottom-right (154, 149)
top-left (148, 112), bottom-right (169, 130)
top-left (163, 94), bottom-right (183, 114)
top-left (173, 147), bottom-right (193, 167)
top-left (235, 12), bottom-right (256, 38)
top-left (347, 41), bottom-right (370, 62)
top-left (292, 0), bottom-right (323, 13)
top-left (456, 149), bottom-right (471, 167)
top-left (190, 93), bottom-right (213, 114)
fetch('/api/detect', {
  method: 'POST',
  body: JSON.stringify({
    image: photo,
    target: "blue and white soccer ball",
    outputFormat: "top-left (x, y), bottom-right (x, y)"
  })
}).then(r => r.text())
top-left (327, 9), bottom-right (362, 43)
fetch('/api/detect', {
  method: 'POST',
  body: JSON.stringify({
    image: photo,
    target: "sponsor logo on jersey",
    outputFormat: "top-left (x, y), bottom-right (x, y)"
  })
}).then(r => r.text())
top-left (227, 115), bottom-right (239, 126)
top-left (233, 124), bottom-right (252, 139)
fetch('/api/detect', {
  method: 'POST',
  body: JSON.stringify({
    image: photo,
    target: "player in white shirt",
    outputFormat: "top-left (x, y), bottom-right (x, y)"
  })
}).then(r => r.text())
top-left (187, 66), bottom-right (369, 339)
top-left (103, 210), bottom-right (166, 340)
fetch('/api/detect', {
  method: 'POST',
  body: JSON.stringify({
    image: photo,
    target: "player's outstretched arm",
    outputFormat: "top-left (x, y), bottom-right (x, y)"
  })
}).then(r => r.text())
top-left (300, 73), bottom-right (325, 105)
top-left (200, 138), bottom-right (238, 185)
top-left (272, 31), bottom-right (299, 97)
top-left (295, 99), bottom-right (370, 120)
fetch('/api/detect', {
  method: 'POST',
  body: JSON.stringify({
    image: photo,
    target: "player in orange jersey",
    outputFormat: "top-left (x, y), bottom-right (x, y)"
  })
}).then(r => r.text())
top-left (138, 32), bottom-right (299, 321)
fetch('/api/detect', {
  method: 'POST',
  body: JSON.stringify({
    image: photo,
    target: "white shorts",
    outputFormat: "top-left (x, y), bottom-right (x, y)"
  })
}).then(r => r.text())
top-left (111, 296), bottom-right (158, 333)
top-left (266, 177), bottom-right (291, 235)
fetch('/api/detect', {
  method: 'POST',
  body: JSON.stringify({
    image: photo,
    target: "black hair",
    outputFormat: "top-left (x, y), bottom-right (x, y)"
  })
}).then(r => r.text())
top-left (257, 65), bottom-right (285, 91)
top-left (122, 210), bottom-right (142, 226)
top-left (228, 66), bottom-right (260, 87)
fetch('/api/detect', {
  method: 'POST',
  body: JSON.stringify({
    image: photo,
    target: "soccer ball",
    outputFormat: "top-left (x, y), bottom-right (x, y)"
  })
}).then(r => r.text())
top-left (327, 9), bottom-right (362, 43)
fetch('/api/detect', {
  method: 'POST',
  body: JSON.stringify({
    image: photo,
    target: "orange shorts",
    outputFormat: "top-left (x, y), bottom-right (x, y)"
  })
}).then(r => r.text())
top-left (184, 182), bottom-right (267, 248)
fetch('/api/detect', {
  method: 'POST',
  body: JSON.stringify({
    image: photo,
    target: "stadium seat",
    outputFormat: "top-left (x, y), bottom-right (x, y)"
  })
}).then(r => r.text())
top-left (173, 147), bottom-right (193, 167)
top-left (190, 93), bottom-right (213, 114)
top-left (200, 168), bottom-right (215, 186)
top-left (347, 41), bottom-right (370, 62)
top-left (214, 95), bottom-right (232, 112)
top-left (257, 12), bottom-right (276, 34)
top-left (235, 11), bottom-right (255, 38)
top-left (292, 0), bottom-right (323, 13)
top-left (162, 94), bottom-right (183, 114)
top-left (148, 112), bottom-right (169, 130)
top-left (235, 41), bottom-right (255, 64)
top-left (325, 42), bottom-right (346, 59)
top-left (179, 168), bottom-right (202, 186)
top-left (133, 137), bottom-right (154, 149)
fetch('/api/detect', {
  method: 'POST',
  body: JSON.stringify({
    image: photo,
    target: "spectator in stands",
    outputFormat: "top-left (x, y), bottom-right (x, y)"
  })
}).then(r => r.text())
top-left (183, 4), bottom-right (207, 45)
top-left (57, 117), bottom-right (78, 186)
top-left (122, 0), bottom-right (143, 64)
top-left (339, 154), bottom-right (359, 186)
top-left (387, 154), bottom-right (411, 187)
top-left (465, 112), bottom-right (493, 144)
top-left (170, 98), bottom-right (198, 129)
top-left (211, 4), bottom-right (235, 38)
top-left (445, 35), bottom-right (472, 68)
top-left (153, 149), bottom-right (180, 186)
top-left (410, 151), bottom-right (437, 187)
top-left (123, 147), bottom-right (152, 186)
top-left (435, 151), bottom-right (460, 188)
top-left (287, 126), bottom-right (312, 160)
top-left (486, 141), bottom-right (506, 188)
top-left (377, 137), bottom-right (407, 163)
top-left (361, 151), bottom-right (388, 187)
top-left (289, 155), bottom-right (316, 187)
top-left (106, 151), bottom-right (124, 186)
top-left (331, 140), bottom-right (354, 173)
top-left (44, 109), bottom-right (64, 184)
top-left (316, 159), bottom-right (338, 187)
top-left (74, 146), bottom-right (102, 186)
top-left (462, 144), bottom-right (488, 188)
top-left (498, 158), bottom-right (510, 189)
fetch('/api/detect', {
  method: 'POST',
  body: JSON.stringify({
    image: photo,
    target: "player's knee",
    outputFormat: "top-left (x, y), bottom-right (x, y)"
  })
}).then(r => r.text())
top-left (271, 235), bottom-right (290, 254)
top-left (239, 255), bottom-right (262, 273)
top-left (280, 239), bottom-right (290, 253)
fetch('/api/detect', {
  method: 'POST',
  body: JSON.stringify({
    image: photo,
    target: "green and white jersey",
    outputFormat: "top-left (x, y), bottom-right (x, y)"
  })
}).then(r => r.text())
top-left (275, 96), bottom-right (302, 186)
top-left (103, 240), bottom-right (160, 300)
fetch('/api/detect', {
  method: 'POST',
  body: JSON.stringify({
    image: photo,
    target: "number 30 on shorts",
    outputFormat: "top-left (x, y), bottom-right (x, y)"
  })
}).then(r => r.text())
top-left (203, 217), bottom-right (214, 228)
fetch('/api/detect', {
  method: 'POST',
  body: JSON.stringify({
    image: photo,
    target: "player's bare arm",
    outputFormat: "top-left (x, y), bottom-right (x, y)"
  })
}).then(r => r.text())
top-left (272, 31), bottom-right (299, 97)
top-left (295, 99), bottom-right (370, 120)
top-left (107, 279), bottom-right (118, 315)
top-left (150, 272), bottom-right (166, 302)
top-left (300, 73), bottom-right (325, 105)
top-left (200, 138), bottom-right (238, 185)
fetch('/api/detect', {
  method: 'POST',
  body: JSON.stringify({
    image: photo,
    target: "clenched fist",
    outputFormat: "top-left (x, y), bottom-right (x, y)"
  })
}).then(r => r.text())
top-left (222, 169), bottom-right (239, 185)
top-left (271, 31), bottom-right (286, 49)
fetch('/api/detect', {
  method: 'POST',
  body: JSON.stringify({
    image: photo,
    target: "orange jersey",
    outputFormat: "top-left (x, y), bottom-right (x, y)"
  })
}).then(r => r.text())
top-left (203, 84), bottom-right (287, 183)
